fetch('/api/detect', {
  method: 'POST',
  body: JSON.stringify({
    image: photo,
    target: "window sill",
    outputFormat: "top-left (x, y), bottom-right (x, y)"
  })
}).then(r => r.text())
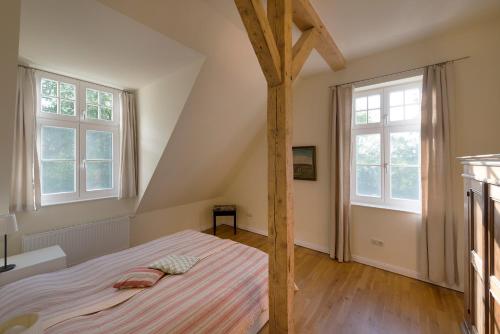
top-left (41, 196), bottom-right (120, 208)
top-left (351, 202), bottom-right (421, 215)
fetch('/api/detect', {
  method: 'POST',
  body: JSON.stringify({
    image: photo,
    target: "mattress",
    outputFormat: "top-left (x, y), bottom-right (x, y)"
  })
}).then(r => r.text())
top-left (0, 230), bottom-right (269, 333)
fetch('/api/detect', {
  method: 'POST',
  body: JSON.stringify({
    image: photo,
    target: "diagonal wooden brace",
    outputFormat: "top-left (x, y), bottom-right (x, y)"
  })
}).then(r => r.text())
top-left (292, 0), bottom-right (345, 71)
top-left (291, 28), bottom-right (319, 80)
top-left (235, 0), bottom-right (282, 86)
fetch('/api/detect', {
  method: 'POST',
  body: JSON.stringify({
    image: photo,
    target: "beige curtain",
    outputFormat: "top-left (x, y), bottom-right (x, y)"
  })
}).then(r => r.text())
top-left (420, 63), bottom-right (458, 285)
top-left (119, 91), bottom-right (138, 199)
top-left (329, 85), bottom-right (353, 262)
top-left (10, 67), bottom-right (41, 212)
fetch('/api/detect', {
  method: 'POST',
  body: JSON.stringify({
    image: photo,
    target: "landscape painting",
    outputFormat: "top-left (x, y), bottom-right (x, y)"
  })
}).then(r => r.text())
top-left (292, 146), bottom-right (317, 181)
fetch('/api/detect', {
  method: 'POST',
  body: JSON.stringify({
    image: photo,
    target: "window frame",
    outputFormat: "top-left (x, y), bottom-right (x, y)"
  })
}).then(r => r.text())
top-left (80, 81), bottom-right (120, 126)
top-left (38, 72), bottom-right (79, 122)
top-left (352, 87), bottom-right (384, 130)
top-left (384, 82), bottom-right (422, 125)
top-left (384, 123), bottom-right (421, 212)
top-left (351, 77), bottom-right (422, 213)
top-left (37, 119), bottom-right (80, 205)
top-left (351, 128), bottom-right (384, 206)
top-left (35, 71), bottom-right (121, 206)
top-left (79, 123), bottom-right (120, 201)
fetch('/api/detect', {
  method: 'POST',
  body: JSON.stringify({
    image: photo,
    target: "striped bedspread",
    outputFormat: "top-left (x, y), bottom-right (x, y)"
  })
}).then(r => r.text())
top-left (0, 230), bottom-right (269, 333)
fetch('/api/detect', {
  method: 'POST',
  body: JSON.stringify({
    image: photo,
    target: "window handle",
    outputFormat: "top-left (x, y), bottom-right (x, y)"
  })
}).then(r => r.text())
top-left (82, 159), bottom-right (86, 169)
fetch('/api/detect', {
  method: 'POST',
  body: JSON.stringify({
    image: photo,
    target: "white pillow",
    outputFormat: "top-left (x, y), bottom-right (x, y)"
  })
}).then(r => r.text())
top-left (149, 255), bottom-right (200, 275)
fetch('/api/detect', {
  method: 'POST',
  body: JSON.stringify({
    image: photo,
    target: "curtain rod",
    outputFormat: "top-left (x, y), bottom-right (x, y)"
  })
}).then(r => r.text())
top-left (329, 56), bottom-right (470, 89)
top-left (17, 64), bottom-right (129, 92)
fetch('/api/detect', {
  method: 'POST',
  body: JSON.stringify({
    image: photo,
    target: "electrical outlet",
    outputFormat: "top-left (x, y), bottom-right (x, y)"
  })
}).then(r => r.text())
top-left (370, 238), bottom-right (384, 247)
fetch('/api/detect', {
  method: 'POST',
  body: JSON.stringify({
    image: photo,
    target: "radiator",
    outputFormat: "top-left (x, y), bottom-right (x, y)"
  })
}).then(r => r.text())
top-left (22, 216), bottom-right (130, 266)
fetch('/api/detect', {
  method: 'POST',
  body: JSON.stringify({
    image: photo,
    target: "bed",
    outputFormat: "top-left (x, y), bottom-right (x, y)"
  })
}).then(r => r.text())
top-left (0, 230), bottom-right (269, 333)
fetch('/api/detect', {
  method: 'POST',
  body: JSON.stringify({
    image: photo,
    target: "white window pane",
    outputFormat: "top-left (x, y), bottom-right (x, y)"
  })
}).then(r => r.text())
top-left (86, 89), bottom-right (98, 104)
top-left (355, 111), bottom-right (367, 125)
top-left (356, 165), bottom-right (381, 197)
top-left (356, 134), bottom-right (380, 164)
top-left (60, 100), bottom-right (75, 116)
top-left (41, 97), bottom-right (58, 114)
top-left (390, 131), bottom-right (420, 165)
top-left (60, 83), bottom-right (75, 100)
top-left (390, 106), bottom-right (404, 121)
top-left (405, 88), bottom-right (420, 105)
top-left (41, 161), bottom-right (75, 194)
top-left (86, 104), bottom-right (98, 119)
top-left (86, 130), bottom-right (113, 160)
top-left (391, 166), bottom-right (419, 200)
top-left (368, 94), bottom-right (380, 109)
top-left (41, 126), bottom-right (75, 159)
top-left (405, 104), bottom-right (420, 120)
top-left (390, 91), bottom-right (403, 106)
top-left (99, 92), bottom-right (113, 108)
top-left (355, 97), bottom-right (367, 111)
top-left (41, 78), bottom-right (58, 97)
top-left (100, 106), bottom-right (112, 121)
top-left (368, 109), bottom-right (380, 123)
top-left (86, 161), bottom-right (112, 191)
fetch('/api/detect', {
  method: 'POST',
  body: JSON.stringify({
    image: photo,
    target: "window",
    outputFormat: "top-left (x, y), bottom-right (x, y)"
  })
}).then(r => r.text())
top-left (37, 72), bottom-right (120, 205)
top-left (351, 76), bottom-right (422, 212)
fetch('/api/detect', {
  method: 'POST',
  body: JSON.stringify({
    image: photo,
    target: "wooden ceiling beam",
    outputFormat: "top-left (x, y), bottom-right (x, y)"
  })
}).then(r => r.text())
top-left (291, 28), bottom-right (318, 80)
top-left (235, 0), bottom-right (282, 86)
top-left (292, 0), bottom-right (345, 71)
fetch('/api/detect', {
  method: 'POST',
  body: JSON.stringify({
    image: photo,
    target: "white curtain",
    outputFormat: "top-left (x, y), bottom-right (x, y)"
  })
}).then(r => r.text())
top-left (329, 85), bottom-right (353, 262)
top-left (119, 91), bottom-right (138, 199)
top-left (419, 63), bottom-right (458, 285)
top-left (10, 67), bottom-right (41, 212)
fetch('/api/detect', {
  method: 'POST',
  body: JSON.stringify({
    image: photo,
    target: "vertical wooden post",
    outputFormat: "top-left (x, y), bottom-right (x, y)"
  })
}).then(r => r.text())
top-left (234, 0), bottom-right (344, 331)
top-left (267, 0), bottom-right (294, 332)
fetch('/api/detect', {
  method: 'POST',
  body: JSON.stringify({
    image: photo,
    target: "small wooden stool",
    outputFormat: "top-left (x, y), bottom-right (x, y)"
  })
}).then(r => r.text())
top-left (213, 205), bottom-right (237, 235)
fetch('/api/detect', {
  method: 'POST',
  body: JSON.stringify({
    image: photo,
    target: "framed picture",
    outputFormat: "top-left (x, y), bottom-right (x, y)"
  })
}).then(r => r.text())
top-left (292, 146), bottom-right (317, 181)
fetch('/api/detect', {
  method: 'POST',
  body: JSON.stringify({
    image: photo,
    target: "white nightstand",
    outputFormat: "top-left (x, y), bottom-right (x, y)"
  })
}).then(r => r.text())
top-left (0, 246), bottom-right (66, 287)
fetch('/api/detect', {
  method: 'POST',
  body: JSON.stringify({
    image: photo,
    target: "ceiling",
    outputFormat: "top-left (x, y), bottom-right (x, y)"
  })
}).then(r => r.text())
top-left (19, 0), bottom-right (500, 86)
top-left (99, 0), bottom-right (270, 212)
top-left (205, 0), bottom-right (500, 76)
top-left (19, 0), bottom-right (203, 90)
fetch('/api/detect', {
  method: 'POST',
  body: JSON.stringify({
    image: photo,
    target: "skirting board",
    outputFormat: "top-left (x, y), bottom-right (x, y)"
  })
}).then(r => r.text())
top-left (221, 223), bottom-right (329, 253)
top-left (223, 223), bottom-right (463, 293)
top-left (351, 255), bottom-right (463, 293)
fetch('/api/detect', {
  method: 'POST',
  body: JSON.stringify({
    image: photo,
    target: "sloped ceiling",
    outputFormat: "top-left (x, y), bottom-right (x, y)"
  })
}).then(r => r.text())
top-left (19, 0), bottom-right (202, 90)
top-left (100, 0), bottom-right (270, 212)
top-left (135, 60), bottom-right (206, 205)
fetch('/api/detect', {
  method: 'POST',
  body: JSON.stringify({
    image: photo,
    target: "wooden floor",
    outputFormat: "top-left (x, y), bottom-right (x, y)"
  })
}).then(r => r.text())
top-left (205, 225), bottom-right (464, 334)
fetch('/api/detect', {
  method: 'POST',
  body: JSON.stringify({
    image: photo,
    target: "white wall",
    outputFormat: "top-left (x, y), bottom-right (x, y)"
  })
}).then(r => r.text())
top-left (136, 60), bottom-right (204, 202)
top-left (0, 0), bottom-right (20, 215)
top-left (130, 197), bottom-right (224, 246)
top-left (0, 0), bottom-right (21, 255)
top-left (102, 0), bottom-right (269, 212)
top-left (223, 15), bottom-right (500, 289)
